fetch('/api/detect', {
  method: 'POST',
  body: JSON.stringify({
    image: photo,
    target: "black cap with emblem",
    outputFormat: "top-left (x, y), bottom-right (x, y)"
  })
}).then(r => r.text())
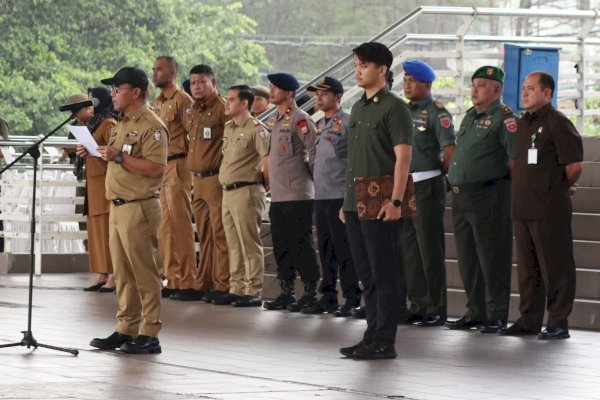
top-left (307, 76), bottom-right (344, 94)
top-left (101, 67), bottom-right (149, 91)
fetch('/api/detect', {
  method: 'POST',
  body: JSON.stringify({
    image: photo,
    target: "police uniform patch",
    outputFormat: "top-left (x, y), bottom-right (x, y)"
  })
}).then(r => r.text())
top-left (504, 118), bottom-right (517, 133)
top-left (153, 130), bottom-right (162, 140)
top-left (296, 119), bottom-right (309, 135)
top-left (258, 129), bottom-right (267, 138)
top-left (440, 116), bottom-right (452, 129)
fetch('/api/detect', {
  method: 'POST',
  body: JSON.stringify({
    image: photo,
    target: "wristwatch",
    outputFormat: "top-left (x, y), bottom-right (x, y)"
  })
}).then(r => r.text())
top-left (114, 150), bottom-right (124, 164)
top-left (391, 199), bottom-right (402, 207)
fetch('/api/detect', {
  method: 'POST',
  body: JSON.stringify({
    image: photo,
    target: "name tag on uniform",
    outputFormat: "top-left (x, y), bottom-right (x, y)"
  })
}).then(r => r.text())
top-left (528, 148), bottom-right (538, 164)
top-left (203, 127), bottom-right (212, 139)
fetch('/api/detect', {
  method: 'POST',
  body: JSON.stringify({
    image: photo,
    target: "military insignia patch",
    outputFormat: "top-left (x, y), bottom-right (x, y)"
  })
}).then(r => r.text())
top-left (258, 129), bottom-right (268, 138)
top-left (153, 130), bottom-right (162, 140)
top-left (504, 118), bottom-right (517, 133)
top-left (296, 119), bottom-right (309, 135)
top-left (486, 67), bottom-right (494, 76)
top-left (440, 117), bottom-right (452, 129)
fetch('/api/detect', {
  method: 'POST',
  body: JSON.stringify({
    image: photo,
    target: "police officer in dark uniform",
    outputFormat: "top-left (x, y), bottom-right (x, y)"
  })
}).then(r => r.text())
top-left (501, 72), bottom-right (583, 339)
top-left (400, 60), bottom-right (455, 326)
top-left (300, 77), bottom-right (362, 317)
top-left (262, 72), bottom-right (320, 312)
top-left (446, 66), bottom-right (517, 333)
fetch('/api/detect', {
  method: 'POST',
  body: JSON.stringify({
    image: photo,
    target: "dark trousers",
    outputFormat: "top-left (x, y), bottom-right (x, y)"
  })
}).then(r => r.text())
top-left (452, 179), bottom-right (512, 321)
top-left (345, 211), bottom-right (402, 345)
top-left (514, 215), bottom-right (576, 330)
top-left (315, 199), bottom-right (361, 300)
top-left (269, 200), bottom-right (319, 283)
top-left (400, 175), bottom-right (447, 317)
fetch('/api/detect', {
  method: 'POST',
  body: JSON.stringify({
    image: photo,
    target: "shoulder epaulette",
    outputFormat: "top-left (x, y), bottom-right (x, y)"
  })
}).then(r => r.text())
top-left (224, 120), bottom-right (233, 127)
top-left (502, 105), bottom-right (513, 115)
top-left (434, 100), bottom-right (445, 109)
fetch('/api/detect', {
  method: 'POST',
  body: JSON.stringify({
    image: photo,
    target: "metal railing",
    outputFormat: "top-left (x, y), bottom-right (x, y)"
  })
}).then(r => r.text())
top-left (262, 6), bottom-right (600, 134)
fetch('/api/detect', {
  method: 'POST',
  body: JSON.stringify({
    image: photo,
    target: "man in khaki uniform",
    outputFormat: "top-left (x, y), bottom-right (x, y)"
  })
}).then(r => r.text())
top-left (88, 67), bottom-right (167, 354)
top-left (250, 85), bottom-right (271, 117)
top-left (218, 85), bottom-right (270, 307)
top-left (184, 64), bottom-right (230, 304)
top-left (152, 56), bottom-right (198, 301)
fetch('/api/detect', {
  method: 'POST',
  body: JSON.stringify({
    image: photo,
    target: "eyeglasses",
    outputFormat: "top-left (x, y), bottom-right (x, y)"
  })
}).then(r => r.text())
top-left (111, 85), bottom-right (134, 94)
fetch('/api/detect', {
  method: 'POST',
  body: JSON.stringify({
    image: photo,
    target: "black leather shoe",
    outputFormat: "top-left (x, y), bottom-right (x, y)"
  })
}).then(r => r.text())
top-left (445, 316), bottom-right (483, 330)
top-left (98, 285), bottom-right (116, 293)
top-left (334, 298), bottom-right (361, 317)
top-left (301, 295), bottom-right (338, 314)
top-left (161, 287), bottom-right (178, 298)
top-left (339, 339), bottom-right (370, 357)
top-left (351, 306), bottom-right (366, 319)
top-left (83, 282), bottom-right (106, 292)
top-left (90, 331), bottom-right (132, 350)
top-left (213, 292), bottom-right (241, 305)
top-left (537, 327), bottom-right (570, 340)
top-left (352, 340), bottom-right (397, 360)
top-left (399, 312), bottom-right (423, 325)
top-left (231, 295), bottom-right (262, 307)
top-left (415, 314), bottom-right (445, 327)
top-left (480, 319), bottom-right (507, 333)
top-left (120, 335), bottom-right (161, 354)
top-left (263, 293), bottom-right (296, 310)
top-left (499, 323), bottom-right (539, 336)
top-left (171, 289), bottom-right (204, 301)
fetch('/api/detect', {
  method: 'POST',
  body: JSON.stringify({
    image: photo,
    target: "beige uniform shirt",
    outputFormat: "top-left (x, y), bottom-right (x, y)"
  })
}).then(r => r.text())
top-left (153, 85), bottom-right (193, 157)
top-left (106, 104), bottom-right (168, 201)
top-left (184, 91), bottom-right (227, 173)
top-left (219, 115), bottom-right (270, 186)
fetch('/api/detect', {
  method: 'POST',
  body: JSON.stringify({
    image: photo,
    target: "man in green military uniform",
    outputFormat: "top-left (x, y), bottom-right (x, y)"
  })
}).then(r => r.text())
top-left (445, 66), bottom-right (517, 333)
top-left (400, 60), bottom-right (455, 327)
top-left (87, 67), bottom-right (167, 354)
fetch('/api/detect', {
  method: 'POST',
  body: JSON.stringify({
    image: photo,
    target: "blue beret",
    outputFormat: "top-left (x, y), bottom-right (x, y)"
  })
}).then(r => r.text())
top-left (402, 60), bottom-right (436, 83)
top-left (267, 72), bottom-right (300, 91)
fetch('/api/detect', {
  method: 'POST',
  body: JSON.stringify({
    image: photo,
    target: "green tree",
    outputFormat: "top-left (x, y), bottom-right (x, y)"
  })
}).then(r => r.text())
top-left (0, 0), bottom-right (269, 136)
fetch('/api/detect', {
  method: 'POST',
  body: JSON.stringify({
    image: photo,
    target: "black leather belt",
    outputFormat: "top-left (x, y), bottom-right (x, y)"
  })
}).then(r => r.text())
top-left (451, 176), bottom-right (508, 194)
top-left (167, 153), bottom-right (186, 162)
top-left (112, 196), bottom-right (158, 207)
top-left (194, 168), bottom-right (220, 178)
top-left (222, 181), bottom-right (260, 191)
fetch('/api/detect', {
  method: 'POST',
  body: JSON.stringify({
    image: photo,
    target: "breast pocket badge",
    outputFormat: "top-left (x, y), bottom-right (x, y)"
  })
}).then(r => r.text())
top-left (203, 127), bottom-right (212, 139)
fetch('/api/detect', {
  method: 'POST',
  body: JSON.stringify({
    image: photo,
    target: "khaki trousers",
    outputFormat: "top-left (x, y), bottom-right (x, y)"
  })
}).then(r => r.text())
top-left (110, 198), bottom-right (162, 337)
top-left (159, 158), bottom-right (197, 289)
top-left (222, 184), bottom-right (266, 297)
top-left (192, 174), bottom-right (229, 292)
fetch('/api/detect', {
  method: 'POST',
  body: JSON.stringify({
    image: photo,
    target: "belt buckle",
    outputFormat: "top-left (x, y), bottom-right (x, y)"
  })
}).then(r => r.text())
top-left (452, 186), bottom-right (460, 194)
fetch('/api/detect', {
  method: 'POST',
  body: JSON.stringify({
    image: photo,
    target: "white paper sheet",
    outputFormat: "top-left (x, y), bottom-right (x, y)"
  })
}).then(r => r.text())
top-left (66, 125), bottom-right (102, 157)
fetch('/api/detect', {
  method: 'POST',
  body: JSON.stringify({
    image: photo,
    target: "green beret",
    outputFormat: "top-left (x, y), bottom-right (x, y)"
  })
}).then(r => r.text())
top-left (471, 66), bottom-right (504, 84)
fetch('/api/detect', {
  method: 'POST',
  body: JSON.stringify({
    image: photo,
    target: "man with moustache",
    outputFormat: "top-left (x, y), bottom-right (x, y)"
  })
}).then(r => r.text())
top-left (500, 71), bottom-right (582, 339)
top-left (184, 64), bottom-right (231, 304)
top-left (89, 67), bottom-right (167, 354)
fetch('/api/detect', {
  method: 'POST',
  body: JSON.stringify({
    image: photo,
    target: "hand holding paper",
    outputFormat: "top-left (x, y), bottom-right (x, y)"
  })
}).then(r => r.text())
top-left (67, 125), bottom-right (102, 157)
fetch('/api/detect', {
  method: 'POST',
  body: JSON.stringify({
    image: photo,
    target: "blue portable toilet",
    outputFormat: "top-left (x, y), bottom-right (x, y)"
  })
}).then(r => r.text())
top-left (503, 44), bottom-right (560, 112)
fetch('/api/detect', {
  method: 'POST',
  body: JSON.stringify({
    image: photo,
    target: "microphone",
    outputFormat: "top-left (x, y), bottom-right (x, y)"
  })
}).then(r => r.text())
top-left (59, 97), bottom-right (99, 112)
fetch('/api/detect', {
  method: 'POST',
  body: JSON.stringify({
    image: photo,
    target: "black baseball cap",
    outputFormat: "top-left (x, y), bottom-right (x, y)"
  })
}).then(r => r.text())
top-left (307, 77), bottom-right (344, 94)
top-left (101, 67), bottom-right (149, 91)
top-left (352, 42), bottom-right (393, 71)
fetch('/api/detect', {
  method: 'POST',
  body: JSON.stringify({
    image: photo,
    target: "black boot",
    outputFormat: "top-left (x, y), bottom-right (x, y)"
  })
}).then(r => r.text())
top-left (263, 280), bottom-right (295, 310)
top-left (301, 293), bottom-right (338, 314)
top-left (287, 281), bottom-right (317, 312)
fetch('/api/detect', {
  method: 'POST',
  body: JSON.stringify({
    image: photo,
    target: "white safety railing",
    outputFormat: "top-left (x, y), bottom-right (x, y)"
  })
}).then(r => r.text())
top-left (0, 138), bottom-right (86, 274)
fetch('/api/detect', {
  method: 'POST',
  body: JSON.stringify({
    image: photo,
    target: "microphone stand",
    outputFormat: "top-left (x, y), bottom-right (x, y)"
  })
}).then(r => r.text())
top-left (0, 115), bottom-right (79, 355)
